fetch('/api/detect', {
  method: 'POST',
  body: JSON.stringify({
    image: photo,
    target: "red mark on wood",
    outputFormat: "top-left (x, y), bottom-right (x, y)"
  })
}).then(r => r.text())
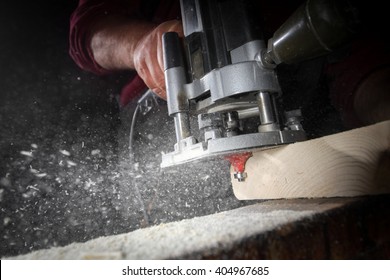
top-left (225, 152), bottom-right (252, 173)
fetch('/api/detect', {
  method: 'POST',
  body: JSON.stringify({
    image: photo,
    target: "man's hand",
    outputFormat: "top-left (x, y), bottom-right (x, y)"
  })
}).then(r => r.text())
top-left (133, 20), bottom-right (183, 99)
top-left (91, 16), bottom-right (183, 99)
top-left (90, 18), bottom-right (183, 100)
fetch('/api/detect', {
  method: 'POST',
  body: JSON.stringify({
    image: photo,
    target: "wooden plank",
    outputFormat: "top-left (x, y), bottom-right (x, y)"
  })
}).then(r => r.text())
top-left (232, 120), bottom-right (390, 200)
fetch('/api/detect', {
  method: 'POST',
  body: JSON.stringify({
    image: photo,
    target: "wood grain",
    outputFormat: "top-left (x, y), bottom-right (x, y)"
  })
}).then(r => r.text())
top-left (232, 120), bottom-right (390, 199)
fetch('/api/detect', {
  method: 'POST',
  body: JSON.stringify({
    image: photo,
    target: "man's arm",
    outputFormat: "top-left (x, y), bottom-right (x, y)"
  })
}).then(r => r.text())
top-left (90, 16), bottom-right (156, 71)
top-left (90, 17), bottom-right (182, 99)
top-left (69, 0), bottom-right (183, 99)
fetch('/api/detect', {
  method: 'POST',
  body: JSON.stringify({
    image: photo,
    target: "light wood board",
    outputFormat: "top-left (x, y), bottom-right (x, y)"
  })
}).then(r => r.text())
top-left (232, 120), bottom-right (390, 200)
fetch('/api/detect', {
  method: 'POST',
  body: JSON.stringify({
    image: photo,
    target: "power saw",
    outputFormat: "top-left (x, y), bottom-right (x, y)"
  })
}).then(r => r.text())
top-left (160, 0), bottom-right (359, 182)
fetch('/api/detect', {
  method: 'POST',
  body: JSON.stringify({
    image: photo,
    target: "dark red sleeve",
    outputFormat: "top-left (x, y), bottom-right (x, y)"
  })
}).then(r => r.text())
top-left (69, 0), bottom-right (140, 75)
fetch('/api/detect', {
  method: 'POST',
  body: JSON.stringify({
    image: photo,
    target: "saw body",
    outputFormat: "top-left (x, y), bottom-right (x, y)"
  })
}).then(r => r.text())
top-left (161, 0), bottom-right (359, 182)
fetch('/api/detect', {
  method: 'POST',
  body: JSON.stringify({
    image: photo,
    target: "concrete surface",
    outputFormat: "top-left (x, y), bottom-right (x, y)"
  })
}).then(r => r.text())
top-left (5, 196), bottom-right (390, 260)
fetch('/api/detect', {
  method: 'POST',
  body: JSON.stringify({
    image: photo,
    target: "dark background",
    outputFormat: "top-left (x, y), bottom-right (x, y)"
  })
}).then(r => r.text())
top-left (0, 0), bottom-right (387, 259)
top-left (0, 0), bottom-right (128, 257)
